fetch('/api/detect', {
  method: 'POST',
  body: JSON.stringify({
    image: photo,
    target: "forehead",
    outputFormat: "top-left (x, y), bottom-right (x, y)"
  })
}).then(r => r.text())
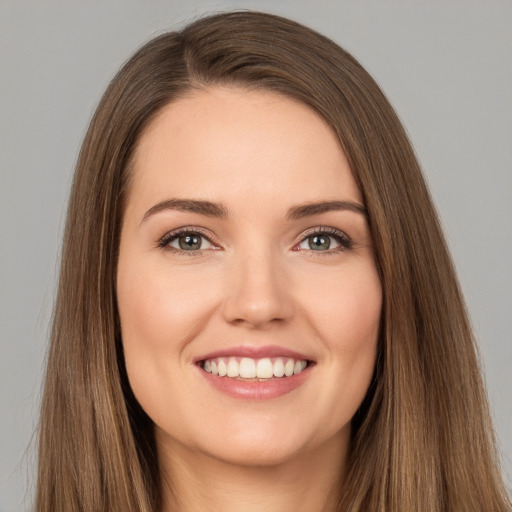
top-left (128, 87), bottom-right (362, 214)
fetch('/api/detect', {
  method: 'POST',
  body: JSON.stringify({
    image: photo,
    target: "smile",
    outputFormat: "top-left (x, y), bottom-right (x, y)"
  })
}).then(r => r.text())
top-left (195, 347), bottom-right (314, 400)
top-left (201, 357), bottom-right (308, 380)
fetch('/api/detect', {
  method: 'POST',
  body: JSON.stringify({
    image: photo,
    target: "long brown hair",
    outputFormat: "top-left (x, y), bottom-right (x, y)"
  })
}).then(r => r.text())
top-left (37, 11), bottom-right (511, 511)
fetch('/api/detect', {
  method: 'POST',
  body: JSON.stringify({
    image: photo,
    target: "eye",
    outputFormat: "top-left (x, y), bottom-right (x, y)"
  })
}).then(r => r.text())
top-left (295, 228), bottom-right (352, 253)
top-left (159, 229), bottom-right (216, 253)
top-left (171, 233), bottom-right (212, 251)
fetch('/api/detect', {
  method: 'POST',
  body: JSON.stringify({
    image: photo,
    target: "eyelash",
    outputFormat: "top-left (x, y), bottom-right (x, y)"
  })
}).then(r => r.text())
top-left (295, 226), bottom-right (353, 255)
top-left (157, 226), bottom-right (217, 256)
top-left (157, 226), bottom-right (353, 256)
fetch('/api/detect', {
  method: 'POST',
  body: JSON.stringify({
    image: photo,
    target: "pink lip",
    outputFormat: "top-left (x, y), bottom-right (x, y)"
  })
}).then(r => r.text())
top-left (194, 345), bottom-right (314, 401)
top-left (194, 345), bottom-right (312, 363)
top-left (197, 364), bottom-right (313, 400)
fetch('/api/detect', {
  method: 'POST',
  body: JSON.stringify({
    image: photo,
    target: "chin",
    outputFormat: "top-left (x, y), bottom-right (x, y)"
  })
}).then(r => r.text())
top-left (208, 440), bottom-right (301, 468)
top-left (191, 421), bottom-right (348, 469)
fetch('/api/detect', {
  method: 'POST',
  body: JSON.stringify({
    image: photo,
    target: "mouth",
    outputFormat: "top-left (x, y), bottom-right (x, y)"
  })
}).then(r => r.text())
top-left (194, 346), bottom-right (315, 400)
top-left (199, 356), bottom-right (310, 381)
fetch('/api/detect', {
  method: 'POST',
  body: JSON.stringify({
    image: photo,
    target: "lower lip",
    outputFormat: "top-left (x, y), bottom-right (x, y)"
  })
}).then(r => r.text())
top-left (198, 366), bottom-right (312, 400)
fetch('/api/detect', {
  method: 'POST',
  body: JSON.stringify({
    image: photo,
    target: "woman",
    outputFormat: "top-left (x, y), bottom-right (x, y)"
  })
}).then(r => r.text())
top-left (36, 10), bottom-right (511, 512)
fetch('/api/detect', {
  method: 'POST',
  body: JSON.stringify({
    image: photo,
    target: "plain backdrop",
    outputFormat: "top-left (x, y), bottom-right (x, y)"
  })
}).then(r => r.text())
top-left (1, 1), bottom-right (511, 510)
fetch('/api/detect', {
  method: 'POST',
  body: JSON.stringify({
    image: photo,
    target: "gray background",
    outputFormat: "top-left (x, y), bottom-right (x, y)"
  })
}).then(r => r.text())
top-left (1, 1), bottom-right (510, 510)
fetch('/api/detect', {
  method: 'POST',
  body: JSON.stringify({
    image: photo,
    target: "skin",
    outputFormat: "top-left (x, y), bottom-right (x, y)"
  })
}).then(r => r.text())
top-left (117, 87), bottom-right (382, 512)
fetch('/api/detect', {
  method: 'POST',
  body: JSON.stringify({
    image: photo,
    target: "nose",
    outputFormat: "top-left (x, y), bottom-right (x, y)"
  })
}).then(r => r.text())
top-left (221, 249), bottom-right (294, 329)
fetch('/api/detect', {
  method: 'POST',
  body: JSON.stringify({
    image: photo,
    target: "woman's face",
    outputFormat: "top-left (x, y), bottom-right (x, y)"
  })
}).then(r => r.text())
top-left (117, 87), bottom-right (382, 467)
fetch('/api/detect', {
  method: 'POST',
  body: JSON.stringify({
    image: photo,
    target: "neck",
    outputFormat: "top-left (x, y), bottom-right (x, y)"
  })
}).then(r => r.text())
top-left (158, 435), bottom-right (348, 512)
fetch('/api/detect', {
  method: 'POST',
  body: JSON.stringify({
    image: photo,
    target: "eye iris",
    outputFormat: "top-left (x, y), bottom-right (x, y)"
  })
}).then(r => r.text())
top-left (179, 234), bottom-right (202, 250)
top-left (308, 234), bottom-right (330, 250)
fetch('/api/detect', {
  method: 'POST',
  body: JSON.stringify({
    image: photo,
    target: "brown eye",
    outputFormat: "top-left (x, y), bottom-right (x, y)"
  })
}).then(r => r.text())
top-left (178, 234), bottom-right (202, 250)
top-left (298, 233), bottom-right (341, 252)
top-left (295, 228), bottom-right (352, 253)
top-left (164, 231), bottom-right (214, 252)
top-left (307, 234), bottom-right (331, 251)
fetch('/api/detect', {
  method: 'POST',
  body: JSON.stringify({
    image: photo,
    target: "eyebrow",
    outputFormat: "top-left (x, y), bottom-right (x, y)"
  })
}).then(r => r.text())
top-left (285, 200), bottom-right (367, 220)
top-left (142, 199), bottom-right (228, 222)
top-left (142, 198), bottom-right (367, 223)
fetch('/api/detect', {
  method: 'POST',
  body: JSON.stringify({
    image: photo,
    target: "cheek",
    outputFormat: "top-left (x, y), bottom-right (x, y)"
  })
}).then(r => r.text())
top-left (116, 258), bottom-right (212, 397)
top-left (297, 261), bottom-right (381, 426)
top-left (333, 276), bottom-right (381, 353)
top-left (328, 270), bottom-right (381, 379)
top-left (117, 262), bottom-right (217, 354)
top-left (300, 261), bottom-right (382, 351)
top-left (116, 260), bottom-right (220, 428)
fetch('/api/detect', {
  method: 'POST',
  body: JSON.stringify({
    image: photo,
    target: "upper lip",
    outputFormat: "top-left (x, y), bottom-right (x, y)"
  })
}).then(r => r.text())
top-left (194, 345), bottom-right (313, 363)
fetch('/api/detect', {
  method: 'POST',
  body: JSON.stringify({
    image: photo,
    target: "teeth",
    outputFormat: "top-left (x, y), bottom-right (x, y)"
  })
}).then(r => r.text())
top-left (256, 358), bottom-right (273, 379)
top-left (202, 356), bottom-right (309, 379)
top-left (218, 359), bottom-right (227, 377)
top-left (239, 357), bottom-right (256, 378)
top-left (227, 358), bottom-right (239, 377)
top-left (294, 360), bottom-right (306, 375)
top-left (273, 358), bottom-right (285, 377)
top-left (284, 359), bottom-right (295, 377)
